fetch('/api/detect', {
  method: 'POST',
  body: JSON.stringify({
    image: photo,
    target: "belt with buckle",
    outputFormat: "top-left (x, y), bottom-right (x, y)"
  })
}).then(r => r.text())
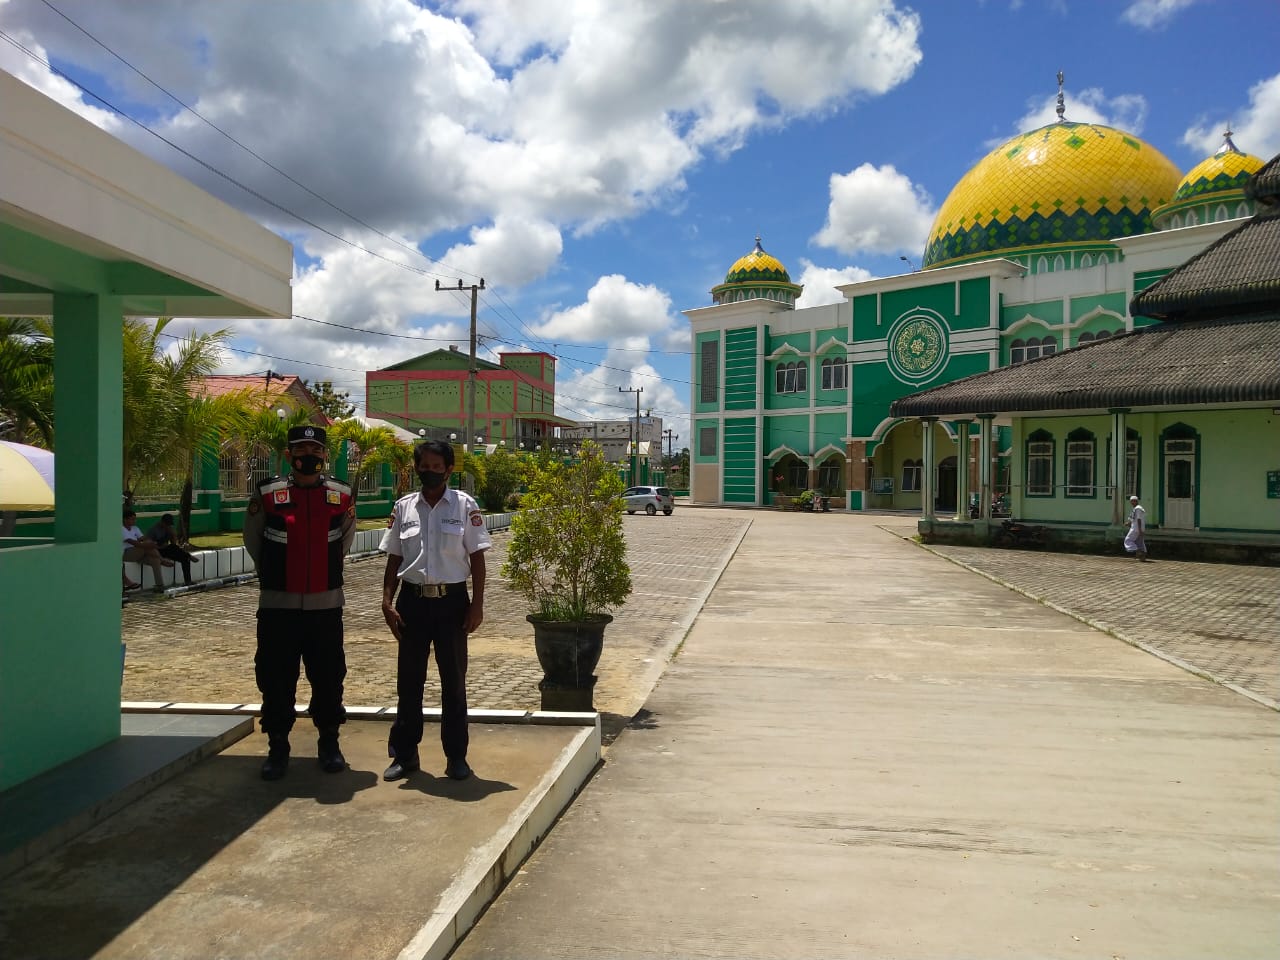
top-left (406, 581), bottom-right (466, 598)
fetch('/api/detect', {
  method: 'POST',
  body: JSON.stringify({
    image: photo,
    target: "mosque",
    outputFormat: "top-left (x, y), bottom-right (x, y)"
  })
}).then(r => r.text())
top-left (683, 84), bottom-right (1279, 551)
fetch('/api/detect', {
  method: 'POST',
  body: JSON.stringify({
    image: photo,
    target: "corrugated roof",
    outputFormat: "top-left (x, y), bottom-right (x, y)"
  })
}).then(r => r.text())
top-left (1130, 214), bottom-right (1280, 318)
top-left (889, 313), bottom-right (1280, 417)
top-left (1132, 151), bottom-right (1280, 319)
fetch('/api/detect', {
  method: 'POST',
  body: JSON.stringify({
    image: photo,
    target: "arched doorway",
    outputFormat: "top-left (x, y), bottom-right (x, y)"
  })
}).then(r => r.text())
top-left (936, 456), bottom-right (957, 512)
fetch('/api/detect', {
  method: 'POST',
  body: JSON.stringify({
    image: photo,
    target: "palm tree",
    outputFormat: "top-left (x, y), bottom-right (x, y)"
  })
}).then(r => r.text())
top-left (167, 391), bottom-right (253, 541)
top-left (0, 317), bottom-right (54, 447)
top-left (121, 317), bottom-right (233, 493)
top-left (236, 405), bottom-right (313, 479)
top-left (328, 419), bottom-right (406, 494)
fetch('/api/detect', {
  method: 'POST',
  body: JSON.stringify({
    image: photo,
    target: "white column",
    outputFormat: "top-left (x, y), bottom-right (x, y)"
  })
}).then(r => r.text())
top-left (921, 418), bottom-right (937, 521)
top-left (1110, 408), bottom-right (1128, 526)
top-left (978, 414), bottom-right (995, 521)
top-left (955, 419), bottom-right (972, 520)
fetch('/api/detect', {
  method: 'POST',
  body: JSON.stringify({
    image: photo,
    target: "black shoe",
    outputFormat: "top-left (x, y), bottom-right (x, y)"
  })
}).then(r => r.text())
top-left (317, 737), bottom-right (346, 773)
top-left (445, 759), bottom-right (473, 781)
top-left (382, 758), bottom-right (419, 781)
top-left (261, 753), bottom-right (289, 781)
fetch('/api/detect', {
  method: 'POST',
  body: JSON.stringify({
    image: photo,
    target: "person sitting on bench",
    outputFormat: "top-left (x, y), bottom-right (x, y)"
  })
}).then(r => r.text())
top-left (122, 508), bottom-right (170, 593)
top-left (146, 513), bottom-right (200, 586)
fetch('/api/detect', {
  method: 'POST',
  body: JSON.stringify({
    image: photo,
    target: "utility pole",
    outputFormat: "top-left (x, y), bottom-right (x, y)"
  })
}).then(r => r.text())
top-left (435, 278), bottom-right (485, 452)
top-left (663, 428), bottom-right (678, 462)
top-left (618, 386), bottom-right (642, 486)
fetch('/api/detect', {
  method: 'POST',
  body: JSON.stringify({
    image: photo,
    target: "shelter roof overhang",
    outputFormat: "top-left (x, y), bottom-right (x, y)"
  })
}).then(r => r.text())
top-left (0, 71), bottom-right (292, 320)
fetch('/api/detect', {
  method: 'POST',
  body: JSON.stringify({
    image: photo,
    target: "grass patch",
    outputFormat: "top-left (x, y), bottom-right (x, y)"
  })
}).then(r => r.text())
top-left (190, 518), bottom-right (388, 551)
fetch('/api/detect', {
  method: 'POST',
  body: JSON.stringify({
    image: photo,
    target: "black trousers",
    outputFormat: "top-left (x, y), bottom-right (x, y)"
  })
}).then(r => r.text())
top-left (388, 588), bottom-right (470, 765)
top-left (254, 607), bottom-right (347, 742)
top-left (157, 543), bottom-right (193, 584)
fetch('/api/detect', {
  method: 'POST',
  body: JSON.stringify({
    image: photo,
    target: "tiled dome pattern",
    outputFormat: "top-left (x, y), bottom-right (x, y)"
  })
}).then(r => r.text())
top-left (923, 122), bottom-right (1182, 269)
top-left (1172, 148), bottom-right (1263, 203)
top-left (712, 237), bottom-right (803, 307)
top-left (723, 238), bottom-right (793, 284)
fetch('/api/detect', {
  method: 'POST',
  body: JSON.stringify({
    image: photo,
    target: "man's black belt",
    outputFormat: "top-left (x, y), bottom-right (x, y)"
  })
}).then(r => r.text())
top-left (404, 581), bottom-right (467, 598)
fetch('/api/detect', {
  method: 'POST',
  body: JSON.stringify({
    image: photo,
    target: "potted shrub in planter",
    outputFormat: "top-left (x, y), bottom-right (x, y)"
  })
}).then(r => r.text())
top-left (501, 441), bottom-right (632, 711)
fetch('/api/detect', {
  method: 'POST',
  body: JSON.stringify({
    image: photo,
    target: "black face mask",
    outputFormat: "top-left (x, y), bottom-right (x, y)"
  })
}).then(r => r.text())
top-left (292, 454), bottom-right (324, 476)
top-left (418, 469), bottom-right (448, 490)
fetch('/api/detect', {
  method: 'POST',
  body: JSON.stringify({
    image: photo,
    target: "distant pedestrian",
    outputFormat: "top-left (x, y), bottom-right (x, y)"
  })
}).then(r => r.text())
top-left (1124, 494), bottom-right (1148, 561)
top-left (242, 425), bottom-right (356, 781)
top-left (146, 514), bottom-right (200, 586)
top-left (380, 439), bottom-right (490, 783)
top-left (122, 508), bottom-right (169, 592)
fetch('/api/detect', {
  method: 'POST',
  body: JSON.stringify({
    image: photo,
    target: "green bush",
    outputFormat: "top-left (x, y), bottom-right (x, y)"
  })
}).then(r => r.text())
top-left (501, 441), bottom-right (632, 621)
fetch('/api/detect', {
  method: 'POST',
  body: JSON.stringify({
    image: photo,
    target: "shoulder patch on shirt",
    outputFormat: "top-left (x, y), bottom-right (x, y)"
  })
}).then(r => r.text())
top-left (273, 489), bottom-right (291, 504)
top-left (470, 512), bottom-right (484, 526)
top-left (326, 489), bottom-right (342, 505)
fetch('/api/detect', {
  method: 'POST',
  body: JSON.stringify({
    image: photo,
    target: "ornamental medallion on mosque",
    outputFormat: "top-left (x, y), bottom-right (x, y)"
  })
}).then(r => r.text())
top-left (886, 310), bottom-right (950, 385)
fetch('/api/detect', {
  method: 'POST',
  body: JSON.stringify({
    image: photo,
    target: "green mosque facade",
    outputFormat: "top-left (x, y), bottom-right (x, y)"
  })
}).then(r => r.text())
top-left (684, 114), bottom-right (1269, 535)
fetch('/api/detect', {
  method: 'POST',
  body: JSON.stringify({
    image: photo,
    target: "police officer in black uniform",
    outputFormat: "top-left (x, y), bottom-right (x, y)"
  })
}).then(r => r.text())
top-left (242, 425), bottom-right (356, 781)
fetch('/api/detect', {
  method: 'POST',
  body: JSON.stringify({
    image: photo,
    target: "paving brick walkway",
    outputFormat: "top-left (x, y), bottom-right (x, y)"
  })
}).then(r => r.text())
top-left (879, 522), bottom-right (1280, 709)
top-left (121, 513), bottom-right (749, 738)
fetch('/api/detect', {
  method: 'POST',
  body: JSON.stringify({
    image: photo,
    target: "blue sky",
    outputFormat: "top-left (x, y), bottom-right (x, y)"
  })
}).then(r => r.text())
top-left (2, 0), bottom-right (1278, 445)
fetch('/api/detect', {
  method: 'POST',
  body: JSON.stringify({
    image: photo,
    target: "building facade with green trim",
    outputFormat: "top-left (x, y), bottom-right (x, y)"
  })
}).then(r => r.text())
top-left (365, 347), bottom-right (576, 446)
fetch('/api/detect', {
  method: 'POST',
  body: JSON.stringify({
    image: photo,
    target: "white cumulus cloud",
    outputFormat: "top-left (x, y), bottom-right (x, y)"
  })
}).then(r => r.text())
top-left (811, 164), bottom-right (936, 257)
top-left (1121, 0), bottom-right (1198, 30)
top-left (533, 275), bottom-right (678, 343)
top-left (794, 261), bottom-right (877, 309)
top-left (1182, 72), bottom-right (1280, 161)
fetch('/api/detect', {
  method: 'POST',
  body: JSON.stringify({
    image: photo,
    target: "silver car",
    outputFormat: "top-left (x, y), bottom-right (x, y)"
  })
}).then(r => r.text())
top-left (622, 485), bottom-right (674, 516)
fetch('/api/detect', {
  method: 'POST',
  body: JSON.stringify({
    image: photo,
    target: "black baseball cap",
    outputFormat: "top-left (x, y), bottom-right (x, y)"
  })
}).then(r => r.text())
top-left (287, 425), bottom-right (326, 446)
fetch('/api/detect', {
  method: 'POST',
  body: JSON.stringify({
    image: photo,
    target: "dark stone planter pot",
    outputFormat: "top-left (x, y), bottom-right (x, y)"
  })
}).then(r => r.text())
top-left (528, 613), bottom-right (612, 712)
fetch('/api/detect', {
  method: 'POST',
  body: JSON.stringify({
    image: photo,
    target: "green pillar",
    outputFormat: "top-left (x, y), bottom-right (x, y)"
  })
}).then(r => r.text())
top-left (0, 294), bottom-right (123, 790)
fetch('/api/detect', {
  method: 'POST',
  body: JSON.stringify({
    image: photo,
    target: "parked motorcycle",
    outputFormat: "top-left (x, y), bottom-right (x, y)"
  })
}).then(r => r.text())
top-left (991, 518), bottom-right (1048, 548)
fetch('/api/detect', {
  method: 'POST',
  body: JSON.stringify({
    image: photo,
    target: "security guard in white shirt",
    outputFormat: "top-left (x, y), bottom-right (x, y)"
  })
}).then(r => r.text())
top-left (380, 439), bottom-right (491, 781)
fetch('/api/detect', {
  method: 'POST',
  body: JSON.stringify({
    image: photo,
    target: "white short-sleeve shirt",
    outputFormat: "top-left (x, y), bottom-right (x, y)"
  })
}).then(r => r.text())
top-left (379, 487), bottom-right (491, 584)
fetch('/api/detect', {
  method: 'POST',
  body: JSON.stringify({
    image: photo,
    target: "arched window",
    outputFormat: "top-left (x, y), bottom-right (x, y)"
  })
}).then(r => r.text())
top-left (901, 458), bottom-right (922, 492)
top-left (1187, 210), bottom-right (1199, 226)
top-left (796, 361), bottom-right (807, 392)
top-left (1026, 429), bottom-right (1054, 497)
top-left (1053, 255), bottom-right (1066, 272)
top-left (1078, 332), bottom-right (1095, 344)
top-left (775, 364), bottom-right (786, 393)
top-left (1025, 339), bottom-right (1042, 361)
top-left (1039, 336), bottom-right (1057, 356)
top-left (1094, 330), bottom-right (1111, 340)
top-left (1171, 214), bottom-right (1182, 228)
top-left (1036, 256), bottom-right (1049, 273)
top-left (1215, 204), bottom-right (1229, 222)
top-left (1237, 202), bottom-right (1250, 218)
top-left (1010, 339), bottom-right (1026, 364)
top-left (1080, 254), bottom-right (1093, 268)
top-left (1066, 427), bottom-right (1096, 497)
top-left (775, 361), bottom-right (807, 394)
top-left (820, 357), bottom-right (848, 390)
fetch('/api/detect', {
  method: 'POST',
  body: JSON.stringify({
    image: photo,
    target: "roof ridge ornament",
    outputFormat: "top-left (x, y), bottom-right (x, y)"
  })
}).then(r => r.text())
top-left (1218, 125), bottom-right (1240, 155)
top-left (1055, 70), bottom-right (1066, 123)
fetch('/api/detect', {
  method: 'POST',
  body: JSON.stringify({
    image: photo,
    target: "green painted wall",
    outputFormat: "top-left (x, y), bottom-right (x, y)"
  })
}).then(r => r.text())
top-left (724, 328), bottom-right (758, 411)
top-left (407, 378), bottom-right (462, 413)
top-left (1, 294), bottom-right (123, 791)
top-left (852, 352), bottom-right (990, 437)
top-left (814, 411), bottom-right (846, 442)
top-left (368, 379), bottom-right (403, 414)
top-left (1009, 410), bottom-right (1280, 531)
top-left (765, 415), bottom-right (808, 454)
top-left (722, 418), bottom-right (757, 502)
top-left (1069, 292), bottom-right (1126, 322)
top-left (502, 355), bottom-right (543, 380)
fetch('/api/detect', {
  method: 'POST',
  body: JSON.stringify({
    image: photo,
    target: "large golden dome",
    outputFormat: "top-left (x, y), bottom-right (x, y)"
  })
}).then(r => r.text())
top-left (923, 121), bottom-right (1182, 269)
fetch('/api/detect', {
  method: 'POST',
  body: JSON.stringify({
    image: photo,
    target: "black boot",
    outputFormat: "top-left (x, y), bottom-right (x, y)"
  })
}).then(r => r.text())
top-left (261, 737), bottom-right (290, 781)
top-left (317, 731), bottom-right (346, 773)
